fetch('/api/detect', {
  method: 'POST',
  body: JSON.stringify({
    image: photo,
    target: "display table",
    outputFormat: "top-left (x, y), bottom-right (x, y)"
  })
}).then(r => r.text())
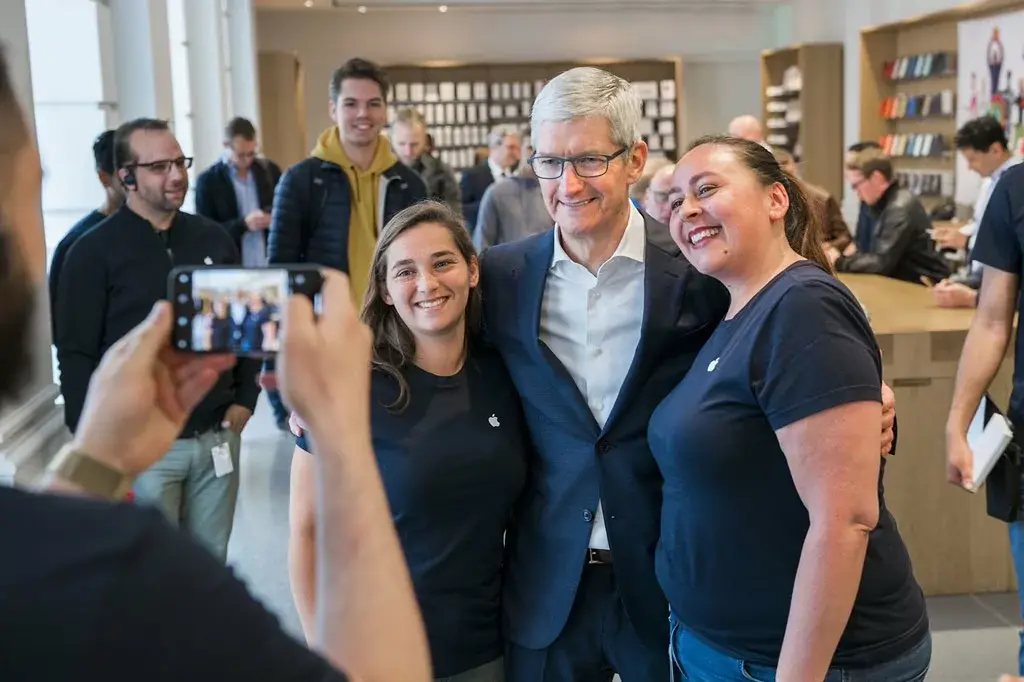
top-left (839, 273), bottom-right (1017, 595)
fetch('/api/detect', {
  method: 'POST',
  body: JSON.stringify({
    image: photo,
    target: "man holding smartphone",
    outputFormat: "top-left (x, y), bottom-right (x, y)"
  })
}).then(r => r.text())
top-left (55, 117), bottom-right (261, 563)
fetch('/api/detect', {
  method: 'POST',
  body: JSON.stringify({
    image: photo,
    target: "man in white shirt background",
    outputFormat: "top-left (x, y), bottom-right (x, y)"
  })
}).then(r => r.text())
top-left (459, 124), bottom-right (522, 232)
top-left (933, 115), bottom-right (1020, 308)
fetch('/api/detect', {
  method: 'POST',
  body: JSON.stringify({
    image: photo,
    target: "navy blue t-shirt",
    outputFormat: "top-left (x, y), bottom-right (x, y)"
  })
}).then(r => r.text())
top-left (298, 345), bottom-right (528, 677)
top-left (970, 163), bottom-right (1024, 425)
top-left (648, 261), bottom-right (927, 666)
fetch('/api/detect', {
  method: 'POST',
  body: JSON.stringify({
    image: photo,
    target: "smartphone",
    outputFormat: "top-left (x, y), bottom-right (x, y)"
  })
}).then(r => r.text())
top-left (168, 265), bottom-right (324, 357)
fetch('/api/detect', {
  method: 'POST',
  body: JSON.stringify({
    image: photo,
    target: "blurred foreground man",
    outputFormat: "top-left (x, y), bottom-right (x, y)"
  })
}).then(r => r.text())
top-left (0, 45), bottom-right (429, 682)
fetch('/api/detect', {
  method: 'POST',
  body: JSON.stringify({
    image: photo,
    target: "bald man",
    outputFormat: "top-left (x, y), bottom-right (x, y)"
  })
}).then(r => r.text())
top-left (728, 115), bottom-right (769, 148)
top-left (643, 164), bottom-right (674, 224)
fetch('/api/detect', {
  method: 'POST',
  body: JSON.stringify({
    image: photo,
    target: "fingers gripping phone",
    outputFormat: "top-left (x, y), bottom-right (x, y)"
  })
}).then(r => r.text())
top-left (169, 265), bottom-right (324, 357)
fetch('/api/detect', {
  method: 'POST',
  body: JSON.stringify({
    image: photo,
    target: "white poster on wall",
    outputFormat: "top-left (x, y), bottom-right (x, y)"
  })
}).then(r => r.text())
top-left (957, 10), bottom-right (1024, 206)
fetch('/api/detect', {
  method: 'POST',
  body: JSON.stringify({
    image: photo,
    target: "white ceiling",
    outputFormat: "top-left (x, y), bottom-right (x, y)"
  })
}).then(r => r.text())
top-left (256, 0), bottom-right (785, 11)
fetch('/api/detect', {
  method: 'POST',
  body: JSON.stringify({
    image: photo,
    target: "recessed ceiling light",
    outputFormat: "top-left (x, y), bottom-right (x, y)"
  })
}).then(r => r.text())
top-left (304, 0), bottom-right (313, 6)
top-left (438, 4), bottom-right (448, 12)
top-left (357, 4), bottom-right (367, 12)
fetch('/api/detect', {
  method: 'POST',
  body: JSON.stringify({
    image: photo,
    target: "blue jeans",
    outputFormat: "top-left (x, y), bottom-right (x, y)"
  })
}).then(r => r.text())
top-left (669, 614), bottom-right (930, 682)
top-left (1009, 519), bottom-right (1024, 674)
top-left (132, 429), bottom-right (241, 562)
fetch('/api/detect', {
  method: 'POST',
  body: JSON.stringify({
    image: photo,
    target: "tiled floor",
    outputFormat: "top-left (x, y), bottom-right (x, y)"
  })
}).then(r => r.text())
top-left (228, 396), bottom-right (1023, 681)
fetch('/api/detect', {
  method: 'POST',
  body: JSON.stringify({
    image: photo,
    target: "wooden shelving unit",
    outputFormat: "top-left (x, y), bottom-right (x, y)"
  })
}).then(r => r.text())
top-left (859, 0), bottom-right (1024, 210)
top-left (761, 43), bottom-right (844, 199)
top-left (382, 58), bottom-right (685, 172)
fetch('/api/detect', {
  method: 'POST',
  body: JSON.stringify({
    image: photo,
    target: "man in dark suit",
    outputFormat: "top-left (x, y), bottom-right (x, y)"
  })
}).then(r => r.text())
top-left (459, 124), bottom-right (521, 233)
top-left (195, 116), bottom-right (289, 429)
top-left (49, 129), bottom-right (124, 339)
top-left (195, 117), bottom-right (279, 265)
top-left (479, 67), bottom-right (728, 682)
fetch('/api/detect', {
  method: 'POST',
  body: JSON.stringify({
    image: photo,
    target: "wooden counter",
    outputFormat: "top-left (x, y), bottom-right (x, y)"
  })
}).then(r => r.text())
top-left (839, 274), bottom-right (1016, 596)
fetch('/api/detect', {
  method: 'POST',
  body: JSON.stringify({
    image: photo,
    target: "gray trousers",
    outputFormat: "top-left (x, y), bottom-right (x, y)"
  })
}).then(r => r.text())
top-left (131, 429), bottom-right (241, 562)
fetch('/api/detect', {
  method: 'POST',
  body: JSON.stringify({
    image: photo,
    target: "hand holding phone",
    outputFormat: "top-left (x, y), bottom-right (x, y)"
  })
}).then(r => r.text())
top-left (169, 265), bottom-right (324, 358)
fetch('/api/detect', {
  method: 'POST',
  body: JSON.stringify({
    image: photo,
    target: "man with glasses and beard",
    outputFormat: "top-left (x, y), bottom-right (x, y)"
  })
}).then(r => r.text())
top-left (55, 118), bottom-right (261, 563)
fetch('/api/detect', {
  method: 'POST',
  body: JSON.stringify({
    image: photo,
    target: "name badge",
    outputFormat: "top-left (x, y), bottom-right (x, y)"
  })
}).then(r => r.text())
top-left (211, 441), bottom-right (234, 478)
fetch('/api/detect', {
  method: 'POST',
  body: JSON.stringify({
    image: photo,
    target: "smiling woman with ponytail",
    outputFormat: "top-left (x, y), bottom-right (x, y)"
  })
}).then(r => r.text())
top-left (648, 135), bottom-right (930, 681)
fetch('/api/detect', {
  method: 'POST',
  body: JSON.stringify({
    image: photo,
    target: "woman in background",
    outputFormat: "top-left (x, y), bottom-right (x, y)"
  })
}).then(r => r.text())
top-left (239, 291), bottom-right (273, 353)
top-left (288, 201), bottom-right (527, 682)
top-left (210, 297), bottom-right (233, 351)
top-left (651, 136), bottom-right (930, 681)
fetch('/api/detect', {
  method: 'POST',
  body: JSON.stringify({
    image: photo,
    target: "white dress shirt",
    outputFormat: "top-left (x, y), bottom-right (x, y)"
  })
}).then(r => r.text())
top-left (540, 204), bottom-right (647, 550)
top-left (488, 158), bottom-right (511, 183)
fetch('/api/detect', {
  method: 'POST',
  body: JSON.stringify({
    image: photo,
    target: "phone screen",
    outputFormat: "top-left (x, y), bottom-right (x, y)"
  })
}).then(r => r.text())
top-left (169, 266), bottom-right (322, 356)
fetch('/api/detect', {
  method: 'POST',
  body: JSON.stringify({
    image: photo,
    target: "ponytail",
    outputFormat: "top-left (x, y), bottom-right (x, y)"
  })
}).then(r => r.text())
top-left (778, 173), bottom-right (834, 275)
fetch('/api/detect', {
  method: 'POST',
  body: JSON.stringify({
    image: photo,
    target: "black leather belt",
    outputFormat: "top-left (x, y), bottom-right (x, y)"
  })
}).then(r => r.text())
top-left (586, 548), bottom-right (613, 565)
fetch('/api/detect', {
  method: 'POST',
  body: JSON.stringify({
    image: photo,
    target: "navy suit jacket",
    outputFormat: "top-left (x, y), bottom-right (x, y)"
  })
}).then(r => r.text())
top-left (480, 213), bottom-right (730, 651)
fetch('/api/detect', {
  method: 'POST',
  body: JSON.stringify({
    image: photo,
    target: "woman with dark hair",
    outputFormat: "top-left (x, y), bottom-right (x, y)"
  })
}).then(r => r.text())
top-left (288, 201), bottom-right (527, 682)
top-left (652, 136), bottom-right (930, 681)
top-left (210, 297), bottom-right (234, 351)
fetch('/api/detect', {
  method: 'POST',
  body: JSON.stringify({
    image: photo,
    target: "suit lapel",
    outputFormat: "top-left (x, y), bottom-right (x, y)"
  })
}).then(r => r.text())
top-left (603, 216), bottom-right (689, 433)
top-left (517, 235), bottom-right (601, 435)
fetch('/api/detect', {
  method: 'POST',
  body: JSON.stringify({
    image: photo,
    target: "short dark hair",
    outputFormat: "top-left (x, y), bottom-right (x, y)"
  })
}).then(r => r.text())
top-left (224, 117), bottom-right (256, 142)
top-left (113, 118), bottom-right (171, 170)
top-left (847, 140), bottom-right (881, 153)
top-left (92, 130), bottom-right (116, 175)
top-left (955, 116), bottom-right (1008, 152)
top-left (329, 57), bottom-right (388, 103)
top-left (860, 156), bottom-right (894, 182)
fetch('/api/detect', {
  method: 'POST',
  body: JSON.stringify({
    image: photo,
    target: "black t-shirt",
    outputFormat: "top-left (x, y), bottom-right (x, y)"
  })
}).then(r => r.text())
top-left (648, 261), bottom-right (927, 666)
top-left (969, 162), bottom-right (1024, 425)
top-left (297, 345), bottom-right (528, 677)
top-left (0, 486), bottom-right (347, 682)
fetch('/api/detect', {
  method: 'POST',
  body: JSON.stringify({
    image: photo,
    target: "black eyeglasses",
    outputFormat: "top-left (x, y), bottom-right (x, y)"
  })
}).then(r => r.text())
top-left (130, 156), bottom-right (194, 175)
top-left (528, 147), bottom-right (629, 180)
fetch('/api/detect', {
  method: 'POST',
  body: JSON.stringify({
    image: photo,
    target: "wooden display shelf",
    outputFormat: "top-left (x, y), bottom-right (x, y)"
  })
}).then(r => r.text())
top-left (761, 43), bottom-right (844, 199)
top-left (382, 58), bottom-right (685, 172)
top-left (859, 0), bottom-right (1024, 206)
top-left (840, 273), bottom-right (1017, 596)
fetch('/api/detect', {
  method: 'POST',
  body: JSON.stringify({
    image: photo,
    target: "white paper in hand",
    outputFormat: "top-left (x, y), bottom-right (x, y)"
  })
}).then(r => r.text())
top-left (966, 395), bottom-right (1014, 492)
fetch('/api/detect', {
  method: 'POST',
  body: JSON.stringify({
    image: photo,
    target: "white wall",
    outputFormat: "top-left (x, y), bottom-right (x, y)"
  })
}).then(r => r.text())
top-left (683, 58), bottom-right (763, 142)
top-left (255, 5), bottom-right (772, 152)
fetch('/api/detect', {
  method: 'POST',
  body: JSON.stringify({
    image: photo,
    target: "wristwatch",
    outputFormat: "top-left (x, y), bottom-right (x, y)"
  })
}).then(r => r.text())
top-left (45, 444), bottom-right (135, 501)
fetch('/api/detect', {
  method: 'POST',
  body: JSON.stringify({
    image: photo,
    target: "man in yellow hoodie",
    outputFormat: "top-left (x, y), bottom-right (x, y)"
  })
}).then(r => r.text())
top-left (268, 57), bottom-right (427, 304)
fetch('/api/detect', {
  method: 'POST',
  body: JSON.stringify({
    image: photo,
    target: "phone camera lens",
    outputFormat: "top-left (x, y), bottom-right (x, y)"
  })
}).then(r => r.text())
top-left (295, 274), bottom-right (306, 285)
top-left (177, 294), bottom-right (188, 303)
top-left (178, 317), bottom-right (188, 327)
top-left (178, 274), bottom-right (190, 283)
top-left (177, 340), bottom-right (187, 349)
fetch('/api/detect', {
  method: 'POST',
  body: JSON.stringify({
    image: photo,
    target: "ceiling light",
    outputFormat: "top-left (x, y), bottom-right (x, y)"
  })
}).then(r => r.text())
top-left (357, 4), bottom-right (367, 12)
top-left (438, 4), bottom-right (448, 12)
top-left (304, 0), bottom-right (313, 6)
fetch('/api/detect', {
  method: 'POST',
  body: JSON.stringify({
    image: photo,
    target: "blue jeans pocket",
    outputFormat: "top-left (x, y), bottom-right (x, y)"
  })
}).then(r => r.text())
top-left (741, 662), bottom-right (846, 682)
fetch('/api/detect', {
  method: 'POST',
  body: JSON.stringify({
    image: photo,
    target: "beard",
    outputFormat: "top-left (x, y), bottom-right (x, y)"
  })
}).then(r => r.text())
top-left (0, 227), bottom-right (35, 405)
